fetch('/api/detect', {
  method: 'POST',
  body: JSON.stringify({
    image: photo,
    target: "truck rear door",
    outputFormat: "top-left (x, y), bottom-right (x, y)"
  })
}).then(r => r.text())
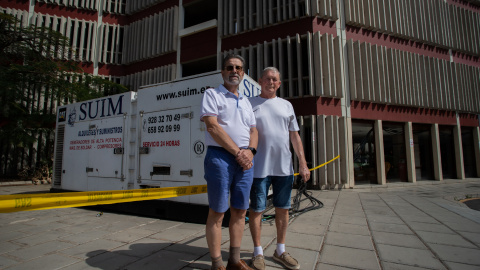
top-left (138, 106), bottom-right (193, 202)
top-left (85, 116), bottom-right (127, 191)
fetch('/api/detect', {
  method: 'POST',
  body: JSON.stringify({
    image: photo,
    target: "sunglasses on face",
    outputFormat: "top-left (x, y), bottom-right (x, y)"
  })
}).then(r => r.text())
top-left (225, 65), bottom-right (243, 72)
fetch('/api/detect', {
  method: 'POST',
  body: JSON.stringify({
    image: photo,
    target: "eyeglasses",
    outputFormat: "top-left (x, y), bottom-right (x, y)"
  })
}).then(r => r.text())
top-left (225, 65), bottom-right (243, 72)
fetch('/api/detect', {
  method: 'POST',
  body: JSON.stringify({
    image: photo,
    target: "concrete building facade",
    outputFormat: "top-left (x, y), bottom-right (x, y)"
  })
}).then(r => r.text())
top-left (2, 0), bottom-right (480, 188)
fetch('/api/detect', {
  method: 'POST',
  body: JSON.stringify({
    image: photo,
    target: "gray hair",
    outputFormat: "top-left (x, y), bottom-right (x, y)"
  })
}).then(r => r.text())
top-left (222, 54), bottom-right (246, 70)
top-left (261, 67), bottom-right (281, 78)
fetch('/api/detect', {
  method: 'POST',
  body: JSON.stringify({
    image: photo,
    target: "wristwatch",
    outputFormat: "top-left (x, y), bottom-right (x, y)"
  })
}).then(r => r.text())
top-left (247, 147), bottom-right (257, 156)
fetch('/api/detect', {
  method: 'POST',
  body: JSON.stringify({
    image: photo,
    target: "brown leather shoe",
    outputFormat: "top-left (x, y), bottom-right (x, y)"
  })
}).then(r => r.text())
top-left (226, 259), bottom-right (254, 270)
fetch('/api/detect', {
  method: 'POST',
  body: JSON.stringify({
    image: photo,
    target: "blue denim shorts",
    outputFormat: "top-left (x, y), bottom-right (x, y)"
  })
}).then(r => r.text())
top-left (249, 175), bottom-right (294, 212)
top-left (204, 146), bottom-right (254, 213)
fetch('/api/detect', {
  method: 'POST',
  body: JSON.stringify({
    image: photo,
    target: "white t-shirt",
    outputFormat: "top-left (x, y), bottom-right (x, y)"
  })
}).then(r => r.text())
top-left (249, 96), bottom-right (299, 178)
top-left (200, 85), bottom-right (256, 148)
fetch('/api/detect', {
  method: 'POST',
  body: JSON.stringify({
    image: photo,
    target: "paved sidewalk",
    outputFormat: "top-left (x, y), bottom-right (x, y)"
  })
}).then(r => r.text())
top-left (1, 179), bottom-right (480, 270)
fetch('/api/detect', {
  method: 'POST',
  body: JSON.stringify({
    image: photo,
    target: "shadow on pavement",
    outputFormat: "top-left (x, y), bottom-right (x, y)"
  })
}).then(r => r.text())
top-left (83, 241), bottom-right (253, 270)
top-left (463, 198), bottom-right (480, 211)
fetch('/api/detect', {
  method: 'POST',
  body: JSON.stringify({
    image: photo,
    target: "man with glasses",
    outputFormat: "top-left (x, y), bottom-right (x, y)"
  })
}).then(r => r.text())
top-left (200, 54), bottom-right (258, 270)
top-left (248, 67), bottom-right (310, 270)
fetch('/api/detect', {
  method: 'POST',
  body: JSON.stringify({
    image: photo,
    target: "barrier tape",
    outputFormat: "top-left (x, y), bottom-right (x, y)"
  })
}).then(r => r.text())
top-left (294, 155), bottom-right (340, 176)
top-left (0, 156), bottom-right (340, 213)
top-left (0, 185), bottom-right (208, 213)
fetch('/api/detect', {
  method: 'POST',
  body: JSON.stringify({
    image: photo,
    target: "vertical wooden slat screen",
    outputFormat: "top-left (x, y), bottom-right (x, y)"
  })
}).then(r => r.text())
top-left (121, 6), bottom-right (177, 65)
top-left (223, 32), bottom-right (343, 99)
top-left (221, 0), bottom-right (338, 37)
top-left (342, 0), bottom-right (480, 56)
top-left (344, 39), bottom-right (480, 113)
top-left (35, 0), bottom-right (126, 14)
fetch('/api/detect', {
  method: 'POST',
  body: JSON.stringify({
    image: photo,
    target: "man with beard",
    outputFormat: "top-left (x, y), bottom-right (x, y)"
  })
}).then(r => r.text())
top-left (200, 54), bottom-right (258, 270)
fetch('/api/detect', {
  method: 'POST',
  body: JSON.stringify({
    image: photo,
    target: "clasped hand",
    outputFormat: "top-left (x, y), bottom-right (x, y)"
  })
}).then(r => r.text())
top-left (235, 149), bottom-right (253, 171)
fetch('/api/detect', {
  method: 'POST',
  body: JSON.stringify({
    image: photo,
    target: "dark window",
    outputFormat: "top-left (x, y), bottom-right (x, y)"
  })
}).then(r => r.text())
top-left (182, 56), bottom-right (216, 77)
top-left (383, 122), bottom-right (406, 182)
top-left (439, 125), bottom-right (457, 179)
top-left (184, 0), bottom-right (217, 28)
top-left (462, 127), bottom-right (478, 178)
top-left (352, 120), bottom-right (376, 184)
top-left (412, 124), bottom-right (434, 180)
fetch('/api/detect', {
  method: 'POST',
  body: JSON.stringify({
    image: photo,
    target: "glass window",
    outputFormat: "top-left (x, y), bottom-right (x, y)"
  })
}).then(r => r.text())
top-left (462, 127), bottom-right (478, 178)
top-left (439, 125), bottom-right (457, 179)
top-left (184, 0), bottom-right (217, 29)
top-left (352, 121), bottom-right (376, 184)
top-left (383, 122), bottom-right (407, 182)
top-left (181, 56), bottom-right (216, 77)
top-left (412, 124), bottom-right (434, 180)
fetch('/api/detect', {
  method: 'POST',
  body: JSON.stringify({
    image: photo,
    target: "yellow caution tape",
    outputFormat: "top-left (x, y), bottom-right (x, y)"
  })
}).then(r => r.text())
top-left (459, 197), bottom-right (480, 203)
top-left (294, 155), bottom-right (340, 176)
top-left (0, 184), bottom-right (207, 213)
top-left (1, 155), bottom-right (340, 213)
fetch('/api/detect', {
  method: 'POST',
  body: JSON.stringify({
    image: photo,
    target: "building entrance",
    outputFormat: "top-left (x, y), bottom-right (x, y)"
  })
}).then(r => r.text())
top-left (383, 122), bottom-right (407, 182)
top-left (439, 125), bottom-right (457, 179)
top-left (412, 124), bottom-right (435, 180)
top-left (352, 121), bottom-right (376, 184)
top-left (462, 127), bottom-right (478, 178)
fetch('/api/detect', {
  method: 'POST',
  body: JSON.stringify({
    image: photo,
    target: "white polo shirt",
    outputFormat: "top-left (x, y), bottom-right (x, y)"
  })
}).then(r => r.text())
top-left (200, 84), bottom-right (256, 148)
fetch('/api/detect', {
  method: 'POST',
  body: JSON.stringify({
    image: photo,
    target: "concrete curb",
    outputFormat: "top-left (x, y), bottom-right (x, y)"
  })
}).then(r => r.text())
top-left (0, 180), bottom-right (50, 186)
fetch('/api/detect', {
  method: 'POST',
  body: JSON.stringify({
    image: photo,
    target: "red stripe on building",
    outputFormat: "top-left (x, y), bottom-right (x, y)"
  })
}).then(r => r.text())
top-left (447, 0), bottom-right (480, 13)
top-left (127, 0), bottom-right (178, 24)
top-left (222, 17), bottom-right (314, 51)
top-left (312, 18), bottom-right (338, 36)
top-left (289, 97), bottom-right (342, 116)
top-left (346, 26), bottom-right (450, 61)
top-left (1, 0), bottom-right (29, 10)
top-left (181, 28), bottom-right (217, 63)
top-left (459, 113), bottom-right (480, 127)
top-left (79, 62), bottom-right (94, 74)
top-left (351, 101), bottom-right (459, 125)
top-left (35, 2), bottom-right (98, 21)
top-left (97, 63), bottom-right (124, 76)
top-left (452, 52), bottom-right (480, 68)
top-left (102, 13), bottom-right (128, 25)
top-left (97, 52), bottom-right (177, 77)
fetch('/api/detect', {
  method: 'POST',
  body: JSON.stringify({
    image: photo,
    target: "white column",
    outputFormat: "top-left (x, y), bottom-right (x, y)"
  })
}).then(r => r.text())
top-left (28, 0), bottom-right (36, 25)
top-left (309, 116), bottom-right (317, 186)
top-left (317, 115), bottom-right (327, 188)
top-left (177, 0), bottom-right (183, 77)
top-left (93, 0), bottom-right (103, 75)
top-left (431, 123), bottom-right (443, 181)
top-left (114, 24), bottom-right (121, 64)
top-left (375, 120), bottom-right (386, 185)
top-left (338, 0), bottom-right (354, 187)
top-left (405, 122), bottom-right (416, 182)
top-left (474, 126), bottom-right (480, 177)
top-left (109, 24), bottom-right (117, 63)
top-left (326, 116), bottom-right (336, 187)
top-left (79, 19), bottom-right (86, 60)
top-left (102, 24), bottom-right (110, 63)
top-left (339, 117), bottom-right (352, 187)
top-left (454, 114), bottom-right (465, 179)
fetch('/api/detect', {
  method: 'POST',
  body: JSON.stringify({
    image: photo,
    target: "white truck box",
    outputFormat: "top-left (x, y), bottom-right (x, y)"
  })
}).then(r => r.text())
top-left (53, 92), bottom-right (136, 192)
top-left (52, 71), bottom-right (260, 207)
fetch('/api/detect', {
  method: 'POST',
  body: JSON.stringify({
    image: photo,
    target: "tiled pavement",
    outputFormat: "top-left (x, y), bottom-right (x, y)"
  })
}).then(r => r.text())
top-left (1, 179), bottom-right (480, 269)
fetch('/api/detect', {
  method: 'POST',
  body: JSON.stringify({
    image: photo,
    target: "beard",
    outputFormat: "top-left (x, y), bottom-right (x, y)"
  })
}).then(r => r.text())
top-left (223, 74), bottom-right (242, 86)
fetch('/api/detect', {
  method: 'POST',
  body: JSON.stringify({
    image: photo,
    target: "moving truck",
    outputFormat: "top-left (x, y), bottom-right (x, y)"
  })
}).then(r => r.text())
top-left (52, 71), bottom-right (260, 215)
